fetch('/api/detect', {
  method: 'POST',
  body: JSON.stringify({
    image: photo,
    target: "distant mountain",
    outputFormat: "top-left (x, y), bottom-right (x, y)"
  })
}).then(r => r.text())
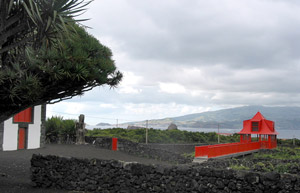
top-left (96, 122), bottom-right (111, 126)
top-left (129, 106), bottom-right (300, 130)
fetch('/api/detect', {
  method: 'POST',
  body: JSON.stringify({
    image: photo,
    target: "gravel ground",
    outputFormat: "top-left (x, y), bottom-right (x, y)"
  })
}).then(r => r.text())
top-left (0, 144), bottom-right (172, 193)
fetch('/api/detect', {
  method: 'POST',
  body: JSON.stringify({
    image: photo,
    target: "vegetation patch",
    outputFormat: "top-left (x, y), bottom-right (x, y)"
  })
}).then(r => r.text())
top-left (229, 164), bottom-right (250, 171)
top-left (45, 116), bottom-right (76, 143)
top-left (182, 152), bottom-right (195, 159)
top-left (86, 127), bottom-right (240, 144)
top-left (254, 147), bottom-right (300, 160)
top-left (226, 146), bottom-right (300, 174)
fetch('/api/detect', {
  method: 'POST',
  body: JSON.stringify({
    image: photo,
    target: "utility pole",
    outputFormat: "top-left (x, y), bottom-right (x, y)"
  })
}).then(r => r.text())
top-left (218, 123), bottom-right (220, 143)
top-left (146, 120), bottom-right (148, 144)
top-left (116, 119), bottom-right (118, 128)
top-left (293, 135), bottom-right (295, 146)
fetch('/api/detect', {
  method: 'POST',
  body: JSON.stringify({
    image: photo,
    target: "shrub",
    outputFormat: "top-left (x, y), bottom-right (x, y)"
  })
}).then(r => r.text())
top-left (274, 163), bottom-right (293, 173)
top-left (253, 162), bottom-right (274, 172)
top-left (45, 116), bottom-right (76, 143)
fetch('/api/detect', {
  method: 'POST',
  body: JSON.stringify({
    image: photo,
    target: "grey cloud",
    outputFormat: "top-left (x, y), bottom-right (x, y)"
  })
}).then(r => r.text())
top-left (84, 0), bottom-right (300, 70)
top-left (55, 0), bottom-right (300, 124)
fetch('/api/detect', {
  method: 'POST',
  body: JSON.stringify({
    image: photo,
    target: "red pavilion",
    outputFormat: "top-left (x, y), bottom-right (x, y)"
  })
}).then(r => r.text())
top-left (239, 112), bottom-right (277, 149)
top-left (195, 112), bottom-right (278, 159)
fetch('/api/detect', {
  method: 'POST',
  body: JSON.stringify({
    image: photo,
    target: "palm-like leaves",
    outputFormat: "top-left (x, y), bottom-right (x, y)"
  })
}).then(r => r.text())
top-left (0, 0), bottom-right (123, 123)
top-left (0, 0), bottom-right (122, 122)
top-left (0, 0), bottom-right (92, 55)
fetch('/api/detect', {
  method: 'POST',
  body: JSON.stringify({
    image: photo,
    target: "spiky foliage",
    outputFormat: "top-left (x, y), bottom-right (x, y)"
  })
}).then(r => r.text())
top-left (0, 0), bottom-right (91, 54)
top-left (0, 1), bottom-right (122, 122)
top-left (45, 116), bottom-right (77, 143)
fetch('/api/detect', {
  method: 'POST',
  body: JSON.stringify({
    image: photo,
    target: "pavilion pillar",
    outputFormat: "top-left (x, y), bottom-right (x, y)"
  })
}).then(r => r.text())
top-left (268, 135), bottom-right (271, 149)
top-left (240, 135), bottom-right (243, 143)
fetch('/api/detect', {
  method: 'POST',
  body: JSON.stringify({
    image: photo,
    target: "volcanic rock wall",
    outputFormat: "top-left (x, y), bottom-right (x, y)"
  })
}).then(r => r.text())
top-left (144, 143), bottom-right (205, 154)
top-left (31, 154), bottom-right (300, 193)
top-left (85, 136), bottom-right (193, 164)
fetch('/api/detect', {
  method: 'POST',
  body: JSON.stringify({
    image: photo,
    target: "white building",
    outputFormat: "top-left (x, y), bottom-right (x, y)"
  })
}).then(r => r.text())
top-left (0, 105), bottom-right (46, 151)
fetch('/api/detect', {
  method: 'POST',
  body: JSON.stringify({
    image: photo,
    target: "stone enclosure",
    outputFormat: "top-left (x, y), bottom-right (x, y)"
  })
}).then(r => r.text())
top-left (31, 154), bottom-right (300, 193)
top-left (31, 137), bottom-right (300, 192)
top-left (85, 136), bottom-right (195, 164)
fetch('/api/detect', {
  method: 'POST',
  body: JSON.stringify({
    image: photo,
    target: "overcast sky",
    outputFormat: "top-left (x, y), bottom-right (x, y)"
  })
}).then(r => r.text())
top-left (47, 0), bottom-right (300, 125)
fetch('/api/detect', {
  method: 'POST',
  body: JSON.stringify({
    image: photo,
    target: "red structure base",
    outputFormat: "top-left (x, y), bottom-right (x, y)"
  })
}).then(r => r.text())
top-left (195, 140), bottom-right (276, 158)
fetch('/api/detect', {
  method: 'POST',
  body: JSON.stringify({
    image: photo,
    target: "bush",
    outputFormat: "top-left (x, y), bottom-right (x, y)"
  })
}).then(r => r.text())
top-left (45, 116), bottom-right (76, 143)
top-left (253, 161), bottom-right (274, 172)
top-left (277, 138), bottom-right (300, 146)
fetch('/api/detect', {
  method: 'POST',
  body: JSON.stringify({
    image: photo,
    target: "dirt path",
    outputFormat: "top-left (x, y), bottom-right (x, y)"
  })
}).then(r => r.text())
top-left (0, 144), bottom-right (172, 193)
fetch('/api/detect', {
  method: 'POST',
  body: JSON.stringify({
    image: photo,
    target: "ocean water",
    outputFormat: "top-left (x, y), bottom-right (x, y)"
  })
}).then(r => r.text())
top-left (181, 128), bottom-right (300, 139)
top-left (86, 125), bottom-right (300, 139)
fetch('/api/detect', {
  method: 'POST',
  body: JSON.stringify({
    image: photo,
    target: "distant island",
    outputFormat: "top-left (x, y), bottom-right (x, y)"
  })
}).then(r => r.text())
top-left (96, 122), bottom-right (111, 126)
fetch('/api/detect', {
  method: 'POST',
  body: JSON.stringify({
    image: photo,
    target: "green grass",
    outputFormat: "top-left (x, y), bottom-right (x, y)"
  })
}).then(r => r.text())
top-left (229, 146), bottom-right (300, 174)
top-left (182, 152), bottom-right (195, 159)
top-left (254, 147), bottom-right (300, 160)
top-left (229, 164), bottom-right (250, 171)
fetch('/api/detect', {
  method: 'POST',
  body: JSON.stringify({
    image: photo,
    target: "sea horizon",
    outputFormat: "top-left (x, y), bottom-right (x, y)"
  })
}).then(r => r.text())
top-left (86, 125), bottom-right (299, 139)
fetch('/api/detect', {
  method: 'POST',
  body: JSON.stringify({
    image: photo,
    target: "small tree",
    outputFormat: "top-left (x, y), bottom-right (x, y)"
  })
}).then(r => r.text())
top-left (45, 116), bottom-right (76, 143)
top-left (0, 0), bottom-right (122, 122)
top-left (45, 116), bottom-right (63, 143)
top-left (60, 119), bottom-right (76, 143)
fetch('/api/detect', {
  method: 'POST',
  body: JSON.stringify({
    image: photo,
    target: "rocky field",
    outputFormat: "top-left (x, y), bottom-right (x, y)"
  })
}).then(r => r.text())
top-left (201, 147), bottom-right (300, 175)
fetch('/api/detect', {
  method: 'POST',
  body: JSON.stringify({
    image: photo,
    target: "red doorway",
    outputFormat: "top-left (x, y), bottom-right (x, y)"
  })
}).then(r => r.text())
top-left (18, 128), bottom-right (26, 149)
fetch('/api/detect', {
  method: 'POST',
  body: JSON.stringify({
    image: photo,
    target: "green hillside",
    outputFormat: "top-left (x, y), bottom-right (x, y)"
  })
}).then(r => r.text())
top-left (128, 106), bottom-right (300, 130)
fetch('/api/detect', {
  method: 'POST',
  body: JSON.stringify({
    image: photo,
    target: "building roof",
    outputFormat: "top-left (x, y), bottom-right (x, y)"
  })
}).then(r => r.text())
top-left (238, 112), bottom-right (278, 135)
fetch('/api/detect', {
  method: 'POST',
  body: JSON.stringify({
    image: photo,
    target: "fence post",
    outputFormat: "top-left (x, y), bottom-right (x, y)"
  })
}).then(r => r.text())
top-left (146, 120), bottom-right (148, 144)
top-left (112, 138), bottom-right (118, 151)
top-left (218, 123), bottom-right (220, 143)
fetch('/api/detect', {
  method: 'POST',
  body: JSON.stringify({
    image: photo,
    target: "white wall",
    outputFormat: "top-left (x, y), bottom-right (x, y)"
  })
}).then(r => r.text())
top-left (2, 117), bottom-right (18, 151)
top-left (2, 105), bottom-right (42, 151)
top-left (27, 105), bottom-right (41, 149)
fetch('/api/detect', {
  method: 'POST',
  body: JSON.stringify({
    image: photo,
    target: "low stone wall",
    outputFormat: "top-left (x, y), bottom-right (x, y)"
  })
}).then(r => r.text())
top-left (85, 136), bottom-right (112, 149)
top-left (85, 136), bottom-right (192, 164)
top-left (145, 143), bottom-right (206, 154)
top-left (31, 154), bottom-right (300, 192)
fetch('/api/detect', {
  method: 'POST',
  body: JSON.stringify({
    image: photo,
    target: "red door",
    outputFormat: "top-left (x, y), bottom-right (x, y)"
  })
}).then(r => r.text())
top-left (18, 128), bottom-right (26, 149)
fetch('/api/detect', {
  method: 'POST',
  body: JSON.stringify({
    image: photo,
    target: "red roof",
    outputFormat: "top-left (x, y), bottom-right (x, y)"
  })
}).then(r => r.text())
top-left (238, 112), bottom-right (278, 135)
top-left (251, 111), bottom-right (265, 121)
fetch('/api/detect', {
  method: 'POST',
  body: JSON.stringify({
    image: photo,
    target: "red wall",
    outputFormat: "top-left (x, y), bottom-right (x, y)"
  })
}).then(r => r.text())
top-left (14, 107), bottom-right (32, 123)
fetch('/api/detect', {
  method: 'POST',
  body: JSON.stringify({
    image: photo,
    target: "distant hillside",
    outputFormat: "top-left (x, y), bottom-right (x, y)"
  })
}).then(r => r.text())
top-left (128, 106), bottom-right (300, 130)
top-left (96, 122), bottom-right (111, 126)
